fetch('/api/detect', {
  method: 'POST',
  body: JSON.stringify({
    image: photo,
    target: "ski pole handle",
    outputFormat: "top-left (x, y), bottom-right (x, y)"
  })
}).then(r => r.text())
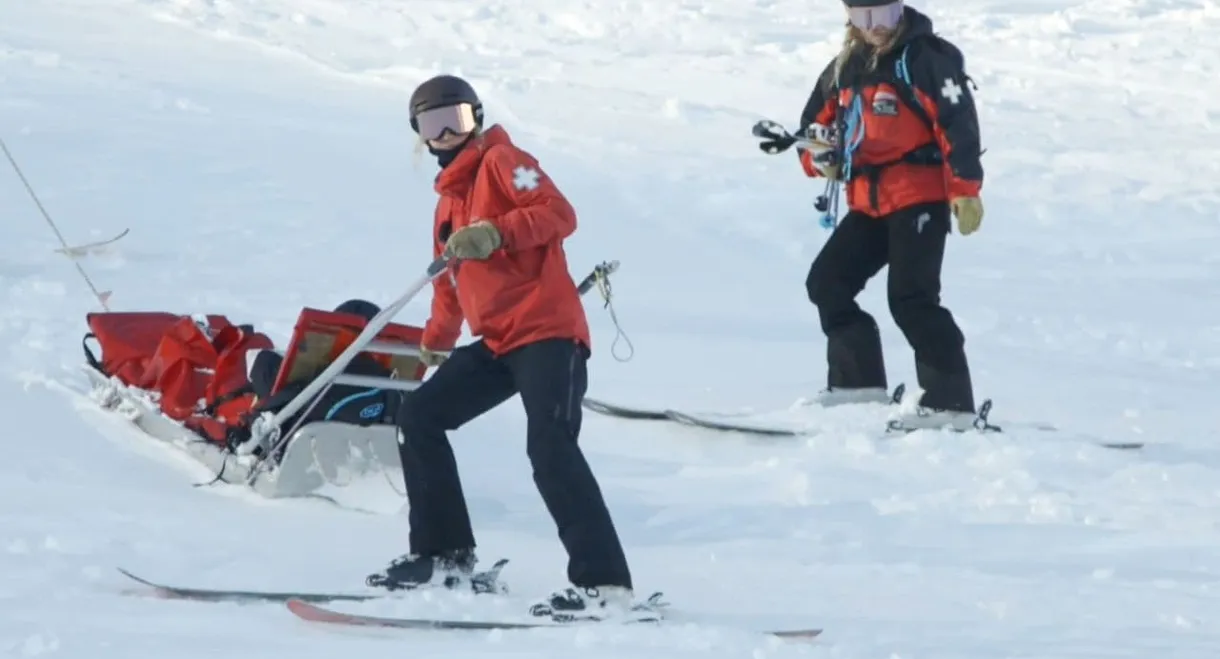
top-left (577, 260), bottom-right (620, 295)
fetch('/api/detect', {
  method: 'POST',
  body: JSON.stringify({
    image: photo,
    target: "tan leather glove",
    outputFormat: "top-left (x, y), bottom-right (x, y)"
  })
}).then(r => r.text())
top-left (444, 221), bottom-right (502, 259)
top-left (418, 345), bottom-right (448, 367)
top-left (951, 197), bottom-right (983, 235)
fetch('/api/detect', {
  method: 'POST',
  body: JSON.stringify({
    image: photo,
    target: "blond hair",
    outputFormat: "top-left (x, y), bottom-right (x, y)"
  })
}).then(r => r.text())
top-left (833, 20), bottom-right (906, 83)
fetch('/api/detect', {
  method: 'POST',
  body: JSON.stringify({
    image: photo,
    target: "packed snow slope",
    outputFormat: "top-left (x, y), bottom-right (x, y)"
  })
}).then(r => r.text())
top-left (4, 0), bottom-right (1220, 657)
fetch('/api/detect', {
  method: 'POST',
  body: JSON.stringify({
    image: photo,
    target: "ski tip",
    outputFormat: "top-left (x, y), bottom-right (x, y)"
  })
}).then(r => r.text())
top-left (1101, 442), bottom-right (1144, 450)
top-left (115, 567), bottom-right (180, 600)
top-left (285, 598), bottom-right (328, 620)
top-left (54, 228), bottom-right (131, 257)
top-left (116, 567), bottom-right (152, 585)
top-left (769, 628), bottom-right (823, 641)
top-left (286, 599), bottom-right (400, 628)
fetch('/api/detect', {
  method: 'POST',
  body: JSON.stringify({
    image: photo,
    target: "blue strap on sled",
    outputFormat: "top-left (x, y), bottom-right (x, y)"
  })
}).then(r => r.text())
top-left (325, 388), bottom-right (386, 421)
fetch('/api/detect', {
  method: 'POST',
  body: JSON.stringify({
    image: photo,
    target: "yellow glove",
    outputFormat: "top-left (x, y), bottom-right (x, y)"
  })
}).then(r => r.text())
top-left (417, 345), bottom-right (448, 367)
top-left (951, 197), bottom-right (983, 235)
top-left (444, 221), bottom-right (502, 259)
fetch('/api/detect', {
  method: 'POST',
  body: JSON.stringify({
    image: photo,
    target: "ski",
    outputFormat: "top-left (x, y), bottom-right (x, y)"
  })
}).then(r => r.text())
top-left (284, 598), bottom-right (822, 641)
top-left (117, 558), bottom-right (511, 604)
top-left (581, 398), bottom-right (800, 433)
top-left (665, 410), bottom-right (801, 437)
top-left (886, 392), bottom-right (1144, 451)
top-left (117, 567), bottom-right (383, 604)
top-left (580, 386), bottom-right (905, 438)
top-left (55, 228), bottom-right (130, 257)
top-left (584, 385), bottom-right (1143, 451)
top-left (582, 397), bottom-right (669, 421)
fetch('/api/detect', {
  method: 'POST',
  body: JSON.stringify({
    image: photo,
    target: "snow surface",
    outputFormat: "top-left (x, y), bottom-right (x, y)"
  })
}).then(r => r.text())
top-left (3, 0), bottom-right (1220, 656)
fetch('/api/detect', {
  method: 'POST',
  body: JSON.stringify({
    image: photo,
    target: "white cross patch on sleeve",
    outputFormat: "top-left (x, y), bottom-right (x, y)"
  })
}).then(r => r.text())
top-left (941, 77), bottom-right (963, 105)
top-left (512, 165), bottom-right (541, 191)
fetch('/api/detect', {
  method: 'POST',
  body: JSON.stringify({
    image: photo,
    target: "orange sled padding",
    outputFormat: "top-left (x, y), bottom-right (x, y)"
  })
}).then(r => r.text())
top-left (269, 307), bottom-right (428, 398)
top-left (84, 312), bottom-right (274, 430)
top-left (84, 308), bottom-right (429, 448)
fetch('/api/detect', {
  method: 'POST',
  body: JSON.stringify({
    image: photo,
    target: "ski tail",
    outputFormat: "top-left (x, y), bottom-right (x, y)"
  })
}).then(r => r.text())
top-left (117, 567), bottom-right (381, 603)
top-left (284, 598), bottom-right (822, 640)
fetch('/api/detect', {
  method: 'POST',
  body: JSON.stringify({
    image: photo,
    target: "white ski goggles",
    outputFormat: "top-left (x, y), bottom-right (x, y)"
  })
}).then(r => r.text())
top-left (414, 103), bottom-right (479, 140)
top-left (847, 0), bottom-right (903, 30)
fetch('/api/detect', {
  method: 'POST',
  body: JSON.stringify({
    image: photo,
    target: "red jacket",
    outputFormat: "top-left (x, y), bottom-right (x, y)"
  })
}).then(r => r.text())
top-left (421, 125), bottom-right (591, 357)
top-left (797, 7), bottom-right (983, 218)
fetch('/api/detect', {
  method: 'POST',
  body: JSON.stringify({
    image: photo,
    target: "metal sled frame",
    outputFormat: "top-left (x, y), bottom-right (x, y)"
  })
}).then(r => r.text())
top-left (81, 292), bottom-right (444, 499)
top-left (83, 366), bottom-right (399, 498)
top-left (237, 305), bottom-right (435, 495)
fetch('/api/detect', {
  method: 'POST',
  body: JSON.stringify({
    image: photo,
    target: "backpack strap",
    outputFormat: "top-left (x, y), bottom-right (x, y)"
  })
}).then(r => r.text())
top-left (893, 44), bottom-right (935, 133)
top-left (839, 42), bottom-right (947, 211)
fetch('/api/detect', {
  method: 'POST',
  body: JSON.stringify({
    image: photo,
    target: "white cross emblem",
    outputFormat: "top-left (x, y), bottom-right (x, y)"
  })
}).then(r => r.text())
top-left (941, 77), bottom-right (963, 105)
top-left (512, 165), bottom-right (540, 191)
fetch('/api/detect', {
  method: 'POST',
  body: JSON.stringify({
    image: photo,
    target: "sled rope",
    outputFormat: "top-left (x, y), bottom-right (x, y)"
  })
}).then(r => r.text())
top-left (1, 136), bottom-right (113, 310)
top-left (192, 451), bottom-right (230, 488)
top-left (592, 263), bottom-right (634, 362)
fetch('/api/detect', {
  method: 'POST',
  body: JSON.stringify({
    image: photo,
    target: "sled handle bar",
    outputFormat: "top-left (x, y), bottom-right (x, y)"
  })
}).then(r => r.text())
top-left (242, 256), bottom-right (452, 480)
top-left (270, 256), bottom-right (449, 427)
top-left (244, 257), bottom-right (621, 482)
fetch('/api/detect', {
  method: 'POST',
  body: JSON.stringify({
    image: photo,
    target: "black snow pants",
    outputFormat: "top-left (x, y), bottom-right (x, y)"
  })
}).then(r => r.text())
top-left (805, 201), bottom-right (975, 413)
top-left (395, 337), bottom-right (633, 590)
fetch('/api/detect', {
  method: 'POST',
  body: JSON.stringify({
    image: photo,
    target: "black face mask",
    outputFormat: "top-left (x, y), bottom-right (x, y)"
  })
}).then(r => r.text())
top-left (428, 132), bottom-right (476, 168)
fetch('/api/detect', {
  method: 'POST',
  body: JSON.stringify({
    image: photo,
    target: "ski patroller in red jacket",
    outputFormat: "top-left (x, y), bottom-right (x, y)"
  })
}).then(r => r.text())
top-left (797, 6), bottom-right (983, 218)
top-left (421, 124), bottom-right (591, 357)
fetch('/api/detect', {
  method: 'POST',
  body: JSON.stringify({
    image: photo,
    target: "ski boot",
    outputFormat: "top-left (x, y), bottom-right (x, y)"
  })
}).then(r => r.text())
top-left (807, 385), bottom-right (897, 407)
top-left (529, 585), bottom-right (664, 623)
top-left (366, 549), bottom-right (508, 594)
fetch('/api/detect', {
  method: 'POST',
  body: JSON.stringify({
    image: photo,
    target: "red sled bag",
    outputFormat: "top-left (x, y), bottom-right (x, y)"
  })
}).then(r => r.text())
top-left (148, 317), bottom-right (218, 420)
top-left (84, 312), bottom-right (273, 434)
top-left (84, 312), bottom-right (231, 389)
top-left (205, 322), bottom-right (273, 423)
top-left (182, 322), bottom-right (275, 444)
